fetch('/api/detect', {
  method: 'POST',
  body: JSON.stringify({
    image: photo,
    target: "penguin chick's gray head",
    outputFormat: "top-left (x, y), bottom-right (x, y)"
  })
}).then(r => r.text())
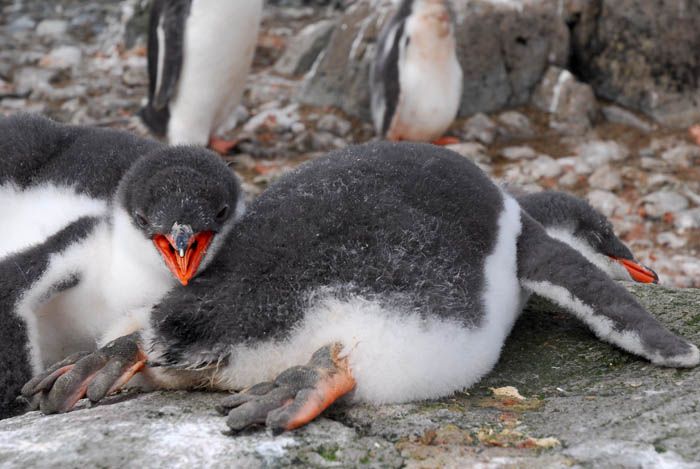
top-left (117, 145), bottom-right (241, 285)
top-left (518, 191), bottom-right (659, 284)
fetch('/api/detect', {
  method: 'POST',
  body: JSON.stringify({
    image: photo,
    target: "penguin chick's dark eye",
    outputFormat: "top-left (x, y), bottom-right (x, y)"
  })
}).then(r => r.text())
top-left (135, 212), bottom-right (149, 228)
top-left (216, 205), bottom-right (230, 222)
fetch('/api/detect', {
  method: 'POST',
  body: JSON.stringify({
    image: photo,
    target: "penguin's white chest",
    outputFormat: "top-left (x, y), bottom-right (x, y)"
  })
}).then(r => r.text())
top-left (388, 14), bottom-right (463, 142)
top-left (0, 183), bottom-right (106, 259)
top-left (166, 0), bottom-right (263, 145)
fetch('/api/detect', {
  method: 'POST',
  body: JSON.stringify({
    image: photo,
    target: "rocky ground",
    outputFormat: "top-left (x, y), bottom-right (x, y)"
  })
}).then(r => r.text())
top-left (1, 283), bottom-right (699, 467)
top-left (1, 0), bottom-right (698, 288)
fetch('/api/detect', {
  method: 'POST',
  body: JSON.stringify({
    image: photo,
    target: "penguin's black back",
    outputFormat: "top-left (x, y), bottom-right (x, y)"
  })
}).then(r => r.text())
top-left (151, 142), bottom-right (505, 364)
top-left (0, 114), bottom-right (161, 199)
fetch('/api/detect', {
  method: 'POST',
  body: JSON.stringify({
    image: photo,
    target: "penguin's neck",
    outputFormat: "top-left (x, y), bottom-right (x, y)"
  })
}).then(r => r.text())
top-left (102, 207), bottom-right (177, 311)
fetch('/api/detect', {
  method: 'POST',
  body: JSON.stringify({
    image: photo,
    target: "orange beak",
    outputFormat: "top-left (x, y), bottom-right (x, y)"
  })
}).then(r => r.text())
top-left (153, 230), bottom-right (214, 286)
top-left (610, 256), bottom-right (659, 284)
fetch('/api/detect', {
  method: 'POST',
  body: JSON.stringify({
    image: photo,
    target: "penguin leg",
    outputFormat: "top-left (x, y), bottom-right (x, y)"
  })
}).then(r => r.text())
top-left (518, 215), bottom-right (699, 368)
top-left (208, 135), bottom-right (241, 155)
top-left (21, 333), bottom-right (147, 414)
top-left (217, 343), bottom-right (355, 435)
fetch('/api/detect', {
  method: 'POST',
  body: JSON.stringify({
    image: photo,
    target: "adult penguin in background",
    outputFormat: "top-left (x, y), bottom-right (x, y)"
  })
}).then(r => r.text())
top-left (0, 114), bottom-right (243, 418)
top-left (26, 142), bottom-right (697, 434)
top-left (370, 0), bottom-right (463, 143)
top-left (139, 0), bottom-right (263, 154)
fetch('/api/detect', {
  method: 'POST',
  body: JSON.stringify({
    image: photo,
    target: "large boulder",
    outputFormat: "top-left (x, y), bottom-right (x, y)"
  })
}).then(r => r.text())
top-left (2, 283), bottom-right (699, 467)
top-left (571, 0), bottom-right (700, 127)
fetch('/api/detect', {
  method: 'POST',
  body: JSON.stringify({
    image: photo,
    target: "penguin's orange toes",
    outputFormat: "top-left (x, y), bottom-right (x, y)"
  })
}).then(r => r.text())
top-left (21, 332), bottom-right (146, 414)
top-left (208, 136), bottom-right (241, 155)
top-left (219, 343), bottom-right (356, 435)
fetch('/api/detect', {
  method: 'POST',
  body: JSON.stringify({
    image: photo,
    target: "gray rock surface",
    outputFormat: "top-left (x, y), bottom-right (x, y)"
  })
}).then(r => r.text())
top-left (2, 284), bottom-right (699, 468)
top-left (274, 19), bottom-right (336, 77)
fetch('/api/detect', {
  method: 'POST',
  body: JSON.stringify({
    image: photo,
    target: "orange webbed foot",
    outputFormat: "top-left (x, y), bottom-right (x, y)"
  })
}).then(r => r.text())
top-left (208, 135), bottom-right (241, 155)
top-left (431, 136), bottom-right (461, 146)
top-left (21, 333), bottom-right (147, 414)
top-left (217, 343), bottom-right (355, 435)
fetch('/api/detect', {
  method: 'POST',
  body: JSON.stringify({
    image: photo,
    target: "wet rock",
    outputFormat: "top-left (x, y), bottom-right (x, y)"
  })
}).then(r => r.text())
top-left (531, 66), bottom-right (598, 136)
top-left (587, 190), bottom-right (630, 217)
top-left (316, 113), bottom-right (352, 137)
top-left (500, 145), bottom-right (536, 161)
top-left (576, 140), bottom-right (629, 166)
top-left (641, 191), bottom-right (689, 218)
top-left (601, 105), bottom-right (654, 132)
top-left (496, 110), bottom-right (535, 140)
top-left (574, 0), bottom-right (700, 127)
top-left (274, 19), bottom-right (336, 76)
top-left (459, 113), bottom-right (497, 144)
top-left (35, 19), bottom-right (69, 37)
top-left (588, 165), bottom-right (622, 191)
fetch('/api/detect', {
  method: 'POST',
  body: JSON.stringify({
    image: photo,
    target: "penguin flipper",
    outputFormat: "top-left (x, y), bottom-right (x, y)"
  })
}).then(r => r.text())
top-left (23, 333), bottom-right (147, 413)
top-left (517, 215), bottom-right (699, 368)
top-left (217, 343), bottom-right (355, 435)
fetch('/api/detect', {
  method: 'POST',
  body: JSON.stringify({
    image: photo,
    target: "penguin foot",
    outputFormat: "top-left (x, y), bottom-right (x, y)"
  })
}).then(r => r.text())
top-left (21, 333), bottom-right (147, 414)
top-left (431, 136), bottom-right (460, 146)
top-left (217, 343), bottom-right (356, 435)
top-left (208, 136), bottom-right (241, 155)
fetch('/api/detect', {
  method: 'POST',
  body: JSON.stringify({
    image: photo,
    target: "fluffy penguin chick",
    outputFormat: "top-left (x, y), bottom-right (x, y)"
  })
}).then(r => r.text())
top-left (518, 191), bottom-right (659, 284)
top-left (0, 114), bottom-right (242, 418)
top-left (139, 0), bottom-right (263, 154)
top-left (371, 0), bottom-right (463, 142)
top-left (29, 143), bottom-right (698, 435)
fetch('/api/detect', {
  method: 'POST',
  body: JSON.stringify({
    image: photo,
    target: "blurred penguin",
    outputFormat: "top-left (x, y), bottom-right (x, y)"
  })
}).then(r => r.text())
top-left (139, 0), bottom-right (263, 154)
top-left (370, 0), bottom-right (463, 144)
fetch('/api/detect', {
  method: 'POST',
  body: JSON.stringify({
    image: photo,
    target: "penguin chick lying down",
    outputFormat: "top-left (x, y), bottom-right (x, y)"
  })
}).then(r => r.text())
top-left (24, 142), bottom-right (698, 434)
top-left (0, 114), bottom-right (242, 418)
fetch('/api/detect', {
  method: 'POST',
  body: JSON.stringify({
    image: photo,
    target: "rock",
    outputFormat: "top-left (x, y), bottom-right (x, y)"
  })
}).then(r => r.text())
top-left (576, 140), bottom-right (629, 166)
top-left (557, 170), bottom-right (580, 188)
top-left (527, 155), bottom-right (561, 179)
top-left (445, 142), bottom-right (491, 165)
top-left (573, 0), bottom-right (700, 127)
top-left (661, 144), bottom-right (700, 170)
top-left (300, 0), bottom-right (569, 121)
top-left (601, 105), bottom-right (654, 132)
top-left (40, 46), bottom-right (83, 70)
top-left (459, 113), bottom-right (497, 144)
top-left (587, 190), bottom-right (629, 217)
top-left (642, 191), bottom-right (689, 218)
top-left (500, 145), bottom-right (537, 161)
top-left (316, 113), bottom-right (352, 137)
top-left (531, 66), bottom-right (598, 136)
top-left (11, 67), bottom-right (57, 96)
top-left (496, 110), bottom-right (535, 140)
top-left (7, 15), bottom-right (36, 33)
top-left (656, 232), bottom-right (686, 249)
top-left (588, 165), bottom-right (622, 191)
top-left (243, 104), bottom-right (301, 133)
top-left (674, 208), bottom-right (700, 231)
top-left (2, 284), bottom-right (700, 467)
top-left (35, 19), bottom-right (69, 37)
top-left (274, 19), bottom-right (336, 76)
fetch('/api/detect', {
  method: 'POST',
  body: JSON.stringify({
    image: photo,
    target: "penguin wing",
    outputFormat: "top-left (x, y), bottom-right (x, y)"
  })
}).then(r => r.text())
top-left (148, 0), bottom-right (191, 110)
top-left (371, 2), bottom-right (413, 136)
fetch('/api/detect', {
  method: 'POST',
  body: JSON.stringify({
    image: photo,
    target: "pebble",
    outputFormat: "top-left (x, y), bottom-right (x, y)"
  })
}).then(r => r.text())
top-left (445, 142), bottom-right (491, 164)
top-left (661, 144), bottom-right (700, 169)
top-left (588, 165), bottom-right (622, 191)
top-left (496, 110), bottom-right (534, 139)
top-left (460, 113), bottom-right (496, 145)
top-left (641, 191), bottom-right (689, 217)
top-left (316, 113), bottom-right (352, 137)
top-left (674, 208), bottom-right (700, 230)
top-left (601, 105), bottom-right (653, 132)
top-left (576, 140), bottom-right (629, 166)
top-left (36, 19), bottom-right (69, 36)
top-left (40, 45), bottom-right (83, 69)
top-left (8, 15), bottom-right (36, 32)
top-left (657, 232), bottom-right (686, 249)
top-left (501, 145), bottom-right (537, 160)
top-left (528, 155), bottom-right (562, 179)
top-left (587, 190), bottom-right (629, 217)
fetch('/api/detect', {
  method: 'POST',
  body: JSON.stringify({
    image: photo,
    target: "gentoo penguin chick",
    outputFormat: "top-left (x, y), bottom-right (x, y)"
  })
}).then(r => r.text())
top-left (0, 114), bottom-right (242, 418)
top-left (139, 0), bottom-right (263, 154)
top-left (518, 191), bottom-right (659, 284)
top-left (370, 0), bottom-right (463, 143)
top-left (26, 143), bottom-right (698, 434)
